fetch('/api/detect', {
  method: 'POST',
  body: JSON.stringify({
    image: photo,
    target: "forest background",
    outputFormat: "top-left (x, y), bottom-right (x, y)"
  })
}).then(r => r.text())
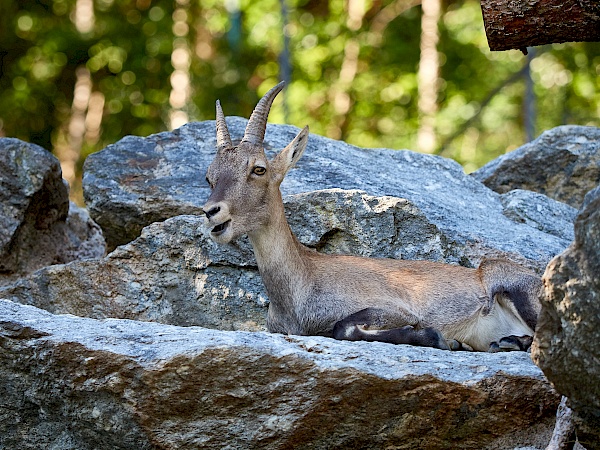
top-left (0, 0), bottom-right (599, 204)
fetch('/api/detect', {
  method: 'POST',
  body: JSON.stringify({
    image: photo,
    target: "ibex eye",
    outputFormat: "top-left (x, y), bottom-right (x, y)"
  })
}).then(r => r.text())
top-left (252, 166), bottom-right (266, 176)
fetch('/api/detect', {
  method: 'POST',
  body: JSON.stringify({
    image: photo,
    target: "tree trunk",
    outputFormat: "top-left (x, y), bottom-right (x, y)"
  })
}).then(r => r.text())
top-left (417, 0), bottom-right (441, 153)
top-left (169, 0), bottom-right (192, 130)
top-left (480, 0), bottom-right (600, 51)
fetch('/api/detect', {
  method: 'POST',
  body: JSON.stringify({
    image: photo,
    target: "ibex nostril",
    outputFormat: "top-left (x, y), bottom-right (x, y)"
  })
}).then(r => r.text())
top-left (204, 206), bottom-right (220, 219)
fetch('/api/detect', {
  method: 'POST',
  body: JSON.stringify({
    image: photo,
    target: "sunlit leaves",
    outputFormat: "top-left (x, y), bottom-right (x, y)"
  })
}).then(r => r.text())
top-left (0, 0), bottom-right (598, 183)
top-left (88, 42), bottom-right (127, 73)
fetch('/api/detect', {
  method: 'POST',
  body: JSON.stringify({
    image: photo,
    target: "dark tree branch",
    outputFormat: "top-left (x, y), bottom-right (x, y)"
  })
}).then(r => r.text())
top-left (480, 0), bottom-right (600, 51)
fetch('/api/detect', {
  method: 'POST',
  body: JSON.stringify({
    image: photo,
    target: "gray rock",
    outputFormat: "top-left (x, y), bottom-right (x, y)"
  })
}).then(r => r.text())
top-left (284, 189), bottom-right (457, 262)
top-left (0, 138), bottom-right (69, 269)
top-left (499, 189), bottom-right (577, 242)
top-left (83, 119), bottom-right (570, 272)
top-left (0, 214), bottom-right (266, 330)
top-left (0, 138), bottom-right (106, 284)
top-left (472, 125), bottom-right (600, 208)
top-left (62, 202), bottom-right (107, 262)
top-left (0, 298), bottom-right (559, 450)
top-left (532, 185), bottom-right (600, 449)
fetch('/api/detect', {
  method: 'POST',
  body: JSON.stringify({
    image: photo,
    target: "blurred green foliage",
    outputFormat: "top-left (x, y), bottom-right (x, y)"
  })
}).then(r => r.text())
top-left (1, 0), bottom-right (598, 181)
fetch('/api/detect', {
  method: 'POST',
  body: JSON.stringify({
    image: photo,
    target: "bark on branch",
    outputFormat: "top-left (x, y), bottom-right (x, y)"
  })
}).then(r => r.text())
top-left (480, 0), bottom-right (600, 51)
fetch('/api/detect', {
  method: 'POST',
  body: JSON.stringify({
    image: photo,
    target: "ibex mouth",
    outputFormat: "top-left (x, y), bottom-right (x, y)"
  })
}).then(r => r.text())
top-left (211, 220), bottom-right (231, 235)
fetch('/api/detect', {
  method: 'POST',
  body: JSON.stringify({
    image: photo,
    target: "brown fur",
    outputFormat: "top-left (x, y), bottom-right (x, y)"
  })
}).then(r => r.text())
top-left (203, 82), bottom-right (542, 351)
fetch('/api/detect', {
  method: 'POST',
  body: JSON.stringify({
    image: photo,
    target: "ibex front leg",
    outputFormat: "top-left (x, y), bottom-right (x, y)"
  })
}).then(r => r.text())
top-left (332, 307), bottom-right (451, 350)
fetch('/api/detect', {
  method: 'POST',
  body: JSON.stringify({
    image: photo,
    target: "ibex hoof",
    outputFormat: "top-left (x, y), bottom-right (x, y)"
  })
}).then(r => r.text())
top-left (488, 335), bottom-right (533, 352)
top-left (446, 339), bottom-right (474, 351)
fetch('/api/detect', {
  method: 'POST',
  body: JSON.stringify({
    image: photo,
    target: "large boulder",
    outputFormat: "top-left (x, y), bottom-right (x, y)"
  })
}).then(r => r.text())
top-left (0, 138), bottom-right (106, 284)
top-left (83, 119), bottom-right (570, 272)
top-left (0, 298), bottom-right (559, 450)
top-left (0, 189), bottom-right (571, 327)
top-left (532, 186), bottom-right (600, 449)
top-left (472, 125), bottom-right (600, 208)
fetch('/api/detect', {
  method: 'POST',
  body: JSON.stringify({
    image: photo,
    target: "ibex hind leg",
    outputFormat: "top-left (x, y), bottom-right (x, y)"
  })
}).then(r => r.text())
top-left (478, 258), bottom-right (542, 331)
top-left (478, 259), bottom-right (542, 352)
top-left (332, 307), bottom-right (450, 350)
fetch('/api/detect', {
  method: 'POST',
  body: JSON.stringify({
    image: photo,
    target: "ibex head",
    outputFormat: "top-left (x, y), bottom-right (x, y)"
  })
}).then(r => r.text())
top-left (203, 82), bottom-right (309, 244)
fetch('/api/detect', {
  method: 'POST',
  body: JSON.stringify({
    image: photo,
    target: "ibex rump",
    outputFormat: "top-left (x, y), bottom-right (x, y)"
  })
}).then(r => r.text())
top-left (203, 82), bottom-right (541, 352)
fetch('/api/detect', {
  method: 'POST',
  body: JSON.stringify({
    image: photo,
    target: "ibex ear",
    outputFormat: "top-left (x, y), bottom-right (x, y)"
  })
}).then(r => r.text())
top-left (271, 126), bottom-right (309, 181)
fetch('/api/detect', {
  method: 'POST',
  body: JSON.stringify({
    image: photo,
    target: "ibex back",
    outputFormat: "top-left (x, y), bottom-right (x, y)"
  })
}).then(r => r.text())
top-left (203, 82), bottom-right (541, 352)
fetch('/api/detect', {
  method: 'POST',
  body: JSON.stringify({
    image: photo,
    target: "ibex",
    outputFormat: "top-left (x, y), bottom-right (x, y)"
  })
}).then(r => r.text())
top-left (203, 82), bottom-right (541, 352)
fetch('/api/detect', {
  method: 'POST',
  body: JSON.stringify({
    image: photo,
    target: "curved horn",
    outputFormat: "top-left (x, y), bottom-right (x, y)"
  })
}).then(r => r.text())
top-left (241, 81), bottom-right (285, 146)
top-left (215, 100), bottom-right (233, 152)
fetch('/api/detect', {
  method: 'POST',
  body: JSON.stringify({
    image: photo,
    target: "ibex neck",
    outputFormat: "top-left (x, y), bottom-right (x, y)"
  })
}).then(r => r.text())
top-left (247, 201), bottom-right (307, 274)
top-left (247, 198), bottom-right (312, 333)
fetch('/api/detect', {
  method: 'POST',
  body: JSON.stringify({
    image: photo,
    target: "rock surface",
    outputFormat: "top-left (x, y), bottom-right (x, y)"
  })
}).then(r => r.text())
top-left (0, 213), bottom-right (265, 330)
top-left (472, 125), bottom-right (600, 208)
top-left (532, 185), bottom-right (600, 449)
top-left (0, 298), bottom-right (559, 450)
top-left (0, 138), bottom-right (106, 284)
top-left (498, 189), bottom-right (577, 243)
top-left (83, 119), bottom-right (570, 272)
